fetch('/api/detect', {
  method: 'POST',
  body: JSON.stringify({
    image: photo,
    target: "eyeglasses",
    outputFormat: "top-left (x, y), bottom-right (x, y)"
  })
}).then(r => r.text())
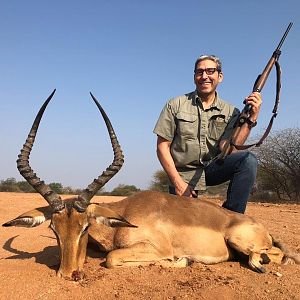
top-left (194, 68), bottom-right (220, 76)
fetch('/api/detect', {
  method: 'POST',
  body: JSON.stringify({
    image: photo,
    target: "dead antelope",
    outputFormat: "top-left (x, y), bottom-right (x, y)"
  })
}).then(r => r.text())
top-left (3, 91), bottom-right (299, 279)
top-left (3, 90), bottom-right (136, 279)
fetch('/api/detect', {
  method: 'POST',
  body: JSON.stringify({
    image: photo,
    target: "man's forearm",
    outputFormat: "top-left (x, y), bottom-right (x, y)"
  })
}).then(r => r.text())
top-left (156, 136), bottom-right (196, 197)
top-left (156, 144), bottom-right (182, 186)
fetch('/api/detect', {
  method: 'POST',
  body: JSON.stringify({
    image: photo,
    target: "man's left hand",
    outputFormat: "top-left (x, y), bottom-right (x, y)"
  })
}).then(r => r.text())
top-left (244, 92), bottom-right (262, 121)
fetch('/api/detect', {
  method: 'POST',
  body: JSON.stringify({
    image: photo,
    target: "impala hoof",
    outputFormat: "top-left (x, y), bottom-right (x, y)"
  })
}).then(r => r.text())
top-left (72, 270), bottom-right (85, 281)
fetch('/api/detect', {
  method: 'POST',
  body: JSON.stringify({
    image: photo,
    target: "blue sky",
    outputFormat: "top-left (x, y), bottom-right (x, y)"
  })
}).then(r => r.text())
top-left (0, 1), bottom-right (299, 191)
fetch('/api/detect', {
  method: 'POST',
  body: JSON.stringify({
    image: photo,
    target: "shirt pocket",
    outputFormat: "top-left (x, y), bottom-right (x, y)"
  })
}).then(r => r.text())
top-left (208, 115), bottom-right (227, 141)
top-left (176, 112), bottom-right (198, 138)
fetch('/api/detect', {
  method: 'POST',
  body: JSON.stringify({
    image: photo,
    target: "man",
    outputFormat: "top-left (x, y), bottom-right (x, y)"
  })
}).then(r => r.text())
top-left (153, 55), bottom-right (262, 213)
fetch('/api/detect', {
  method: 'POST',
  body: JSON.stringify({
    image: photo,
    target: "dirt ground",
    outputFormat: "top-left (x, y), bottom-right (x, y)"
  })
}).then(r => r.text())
top-left (0, 192), bottom-right (299, 300)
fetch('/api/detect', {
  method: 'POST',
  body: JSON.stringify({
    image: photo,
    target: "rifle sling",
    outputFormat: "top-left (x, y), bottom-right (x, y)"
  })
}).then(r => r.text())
top-left (231, 60), bottom-right (281, 150)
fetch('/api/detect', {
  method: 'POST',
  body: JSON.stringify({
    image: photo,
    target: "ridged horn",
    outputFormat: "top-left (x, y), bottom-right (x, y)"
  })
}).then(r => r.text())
top-left (75, 93), bottom-right (124, 211)
top-left (17, 90), bottom-right (64, 212)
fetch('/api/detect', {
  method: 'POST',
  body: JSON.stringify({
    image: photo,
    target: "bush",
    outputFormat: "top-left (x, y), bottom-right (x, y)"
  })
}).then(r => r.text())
top-left (149, 170), bottom-right (169, 192)
top-left (110, 184), bottom-right (141, 196)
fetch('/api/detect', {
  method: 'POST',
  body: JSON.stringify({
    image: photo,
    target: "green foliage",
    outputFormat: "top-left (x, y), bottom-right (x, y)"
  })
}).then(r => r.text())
top-left (49, 182), bottom-right (64, 194)
top-left (16, 181), bottom-right (35, 193)
top-left (110, 184), bottom-right (141, 196)
top-left (0, 178), bottom-right (20, 192)
top-left (0, 178), bottom-right (36, 193)
top-left (95, 187), bottom-right (106, 195)
top-left (0, 178), bottom-right (136, 196)
top-left (62, 186), bottom-right (81, 195)
top-left (148, 170), bottom-right (169, 192)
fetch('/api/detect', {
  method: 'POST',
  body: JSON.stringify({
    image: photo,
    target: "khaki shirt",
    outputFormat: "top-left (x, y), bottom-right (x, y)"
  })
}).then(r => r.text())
top-left (153, 91), bottom-right (239, 190)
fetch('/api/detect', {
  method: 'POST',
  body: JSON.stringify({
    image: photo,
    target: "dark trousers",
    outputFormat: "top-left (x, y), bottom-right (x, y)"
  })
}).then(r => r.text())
top-left (169, 151), bottom-right (258, 214)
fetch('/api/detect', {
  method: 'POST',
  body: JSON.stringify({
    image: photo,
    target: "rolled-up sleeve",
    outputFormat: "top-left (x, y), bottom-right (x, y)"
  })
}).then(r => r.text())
top-left (153, 102), bottom-right (175, 142)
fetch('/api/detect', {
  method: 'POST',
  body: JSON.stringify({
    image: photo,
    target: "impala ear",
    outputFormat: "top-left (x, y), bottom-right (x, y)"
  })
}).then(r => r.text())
top-left (87, 204), bottom-right (137, 228)
top-left (2, 206), bottom-right (53, 228)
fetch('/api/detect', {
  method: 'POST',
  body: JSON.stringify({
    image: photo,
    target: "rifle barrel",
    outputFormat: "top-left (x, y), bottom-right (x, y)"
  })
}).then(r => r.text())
top-left (218, 23), bottom-right (293, 162)
top-left (276, 22), bottom-right (293, 51)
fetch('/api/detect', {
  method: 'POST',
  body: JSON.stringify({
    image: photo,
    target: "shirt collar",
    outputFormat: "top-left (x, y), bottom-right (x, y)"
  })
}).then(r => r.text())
top-left (194, 90), bottom-right (223, 111)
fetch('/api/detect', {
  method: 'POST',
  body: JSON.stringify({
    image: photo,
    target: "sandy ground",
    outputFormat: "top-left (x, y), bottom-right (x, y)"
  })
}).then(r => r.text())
top-left (0, 192), bottom-right (299, 300)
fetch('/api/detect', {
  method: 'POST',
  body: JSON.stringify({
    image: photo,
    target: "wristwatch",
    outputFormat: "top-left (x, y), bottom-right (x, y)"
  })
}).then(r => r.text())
top-left (245, 118), bottom-right (257, 128)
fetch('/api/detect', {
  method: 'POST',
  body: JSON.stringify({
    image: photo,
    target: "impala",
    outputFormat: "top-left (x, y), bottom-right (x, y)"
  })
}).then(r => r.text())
top-left (3, 91), bottom-right (299, 280)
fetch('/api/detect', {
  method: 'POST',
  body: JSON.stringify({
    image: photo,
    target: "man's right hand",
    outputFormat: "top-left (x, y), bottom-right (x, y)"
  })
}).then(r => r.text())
top-left (174, 180), bottom-right (197, 198)
top-left (156, 136), bottom-right (197, 198)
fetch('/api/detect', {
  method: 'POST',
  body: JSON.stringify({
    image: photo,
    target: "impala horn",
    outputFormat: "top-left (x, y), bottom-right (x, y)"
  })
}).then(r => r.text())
top-left (74, 93), bottom-right (124, 211)
top-left (17, 89), bottom-right (64, 212)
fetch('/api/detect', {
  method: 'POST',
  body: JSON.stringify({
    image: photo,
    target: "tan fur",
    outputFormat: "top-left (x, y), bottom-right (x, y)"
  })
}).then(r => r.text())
top-left (4, 191), bottom-right (299, 278)
top-left (51, 207), bottom-right (89, 278)
top-left (88, 191), bottom-right (299, 273)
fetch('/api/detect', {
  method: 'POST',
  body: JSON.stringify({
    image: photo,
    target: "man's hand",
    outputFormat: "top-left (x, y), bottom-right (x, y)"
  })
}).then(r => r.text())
top-left (174, 179), bottom-right (197, 198)
top-left (244, 92), bottom-right (262, 121)
top-left (156, 136), bottom-right (197, 198)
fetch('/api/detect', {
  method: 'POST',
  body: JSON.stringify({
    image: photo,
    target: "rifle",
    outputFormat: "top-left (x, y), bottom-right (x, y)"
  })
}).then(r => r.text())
top-left (218, 22), bottom-right (293, 162)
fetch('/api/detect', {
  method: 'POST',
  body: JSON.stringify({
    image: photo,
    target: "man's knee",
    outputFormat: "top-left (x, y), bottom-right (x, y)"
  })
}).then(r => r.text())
top-left (243, 152), bottom-right (258, 173)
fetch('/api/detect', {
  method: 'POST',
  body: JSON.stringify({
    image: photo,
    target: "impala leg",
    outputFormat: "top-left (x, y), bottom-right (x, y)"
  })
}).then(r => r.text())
top-left (248, 252), bottom-right (266, 273)
top-left (226, 223), bottom-right (274, 273)
top-left (248, 247), bottom-right (283, 272)
top-left (106, 241), bottom-right (188, 268)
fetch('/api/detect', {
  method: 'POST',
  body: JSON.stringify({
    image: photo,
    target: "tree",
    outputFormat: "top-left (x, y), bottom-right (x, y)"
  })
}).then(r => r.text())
top-left (110, 184), bottom-right (141, 196)
top-left (17, 181), bottom-right (35, 193)
top-left (253, 128), bottom-right (300, 202)
top-left (95, 187), bottom-right (105, 195)
top-left (49, 182), bottom-right (64, 194)
top-left (0, 178), bottom-right (20, 192)
top-left (148, 170), bottom-right (169, 192)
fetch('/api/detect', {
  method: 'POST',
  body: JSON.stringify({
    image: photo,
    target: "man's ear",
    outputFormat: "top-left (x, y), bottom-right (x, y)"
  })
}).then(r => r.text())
top-left (218, 72), bottom-right (224, 83)
top-left (2, 206), bottom-right (53, 228)
top-left (87, 204), bottom-right (137, 228)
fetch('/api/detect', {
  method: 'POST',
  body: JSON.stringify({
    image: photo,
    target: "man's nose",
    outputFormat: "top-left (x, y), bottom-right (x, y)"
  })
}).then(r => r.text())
top-left (202, 71), bottom-right (209, 79)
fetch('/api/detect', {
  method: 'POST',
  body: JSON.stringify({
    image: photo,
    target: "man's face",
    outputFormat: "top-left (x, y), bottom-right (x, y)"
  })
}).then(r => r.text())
top-left (194, 59), bottom-right (223, 98)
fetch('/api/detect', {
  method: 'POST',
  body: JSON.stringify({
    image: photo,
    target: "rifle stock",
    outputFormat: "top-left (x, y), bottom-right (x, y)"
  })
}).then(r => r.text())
top-left (218, 23), bottom-right (293, 162)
